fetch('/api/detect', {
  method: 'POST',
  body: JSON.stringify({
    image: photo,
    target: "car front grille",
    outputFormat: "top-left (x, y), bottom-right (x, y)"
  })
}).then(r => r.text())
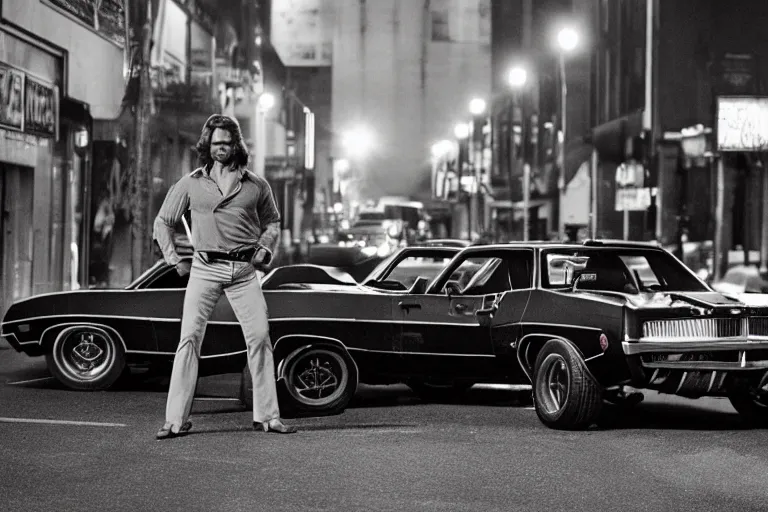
top-left (642, 318), bottom-right (745, 339)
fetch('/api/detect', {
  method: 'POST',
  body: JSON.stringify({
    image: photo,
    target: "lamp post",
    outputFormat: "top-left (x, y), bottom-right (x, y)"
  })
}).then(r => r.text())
top-left (468, 98), bottom-right (487, 240)
top-left (508, 65), bottom-right (529, 240)
top-left (556, 26), bottom-right (579, 241)
top-left (454, 122), bottom-right (470, 239)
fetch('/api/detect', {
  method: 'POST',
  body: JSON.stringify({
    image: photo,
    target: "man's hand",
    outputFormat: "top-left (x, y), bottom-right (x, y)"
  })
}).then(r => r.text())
top-left (175, 261), bottom-right (192, 276)
top-left (250, 247), bottom-right (271, 267)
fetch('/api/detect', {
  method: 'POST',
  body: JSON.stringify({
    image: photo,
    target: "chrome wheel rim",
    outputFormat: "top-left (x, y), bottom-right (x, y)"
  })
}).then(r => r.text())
top-left (55, 330), bottom-right (115, 382)
top-left (286, 349), bottom-right (348, 407)
top-left (538, 354), bottom-right (570, 415)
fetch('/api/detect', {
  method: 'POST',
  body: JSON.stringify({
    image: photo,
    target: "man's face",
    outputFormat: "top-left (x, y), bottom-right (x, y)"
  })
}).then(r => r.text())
top-left (210, 128), bottom-right (234, 164)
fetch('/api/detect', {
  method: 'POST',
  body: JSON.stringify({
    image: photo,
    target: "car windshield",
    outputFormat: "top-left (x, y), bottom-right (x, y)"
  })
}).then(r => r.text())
top-left (364, 248), bottom-right (459, 287)
top-left (542, 248), bottom-right (710, 293)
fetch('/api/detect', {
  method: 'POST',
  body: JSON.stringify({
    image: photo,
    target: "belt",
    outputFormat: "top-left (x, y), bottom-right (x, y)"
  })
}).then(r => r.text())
top-left (198, 247), bottom-right (256, 263)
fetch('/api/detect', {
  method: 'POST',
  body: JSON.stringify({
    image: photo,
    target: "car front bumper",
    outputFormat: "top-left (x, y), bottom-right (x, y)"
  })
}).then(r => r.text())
top-left (623, 337), bottom-right (768, 371)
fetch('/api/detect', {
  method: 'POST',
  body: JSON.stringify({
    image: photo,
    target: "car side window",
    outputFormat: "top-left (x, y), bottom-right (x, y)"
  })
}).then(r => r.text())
top-left (145, 267), bottom-right (190, 289)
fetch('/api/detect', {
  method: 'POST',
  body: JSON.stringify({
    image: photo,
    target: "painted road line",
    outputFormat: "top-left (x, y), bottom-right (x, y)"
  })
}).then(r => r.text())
top-left (7, 377), bottom-right (56, 385)
top-left (194, 397), bottom-right (241, 402)
top-left (0, 417), bottom-right (127, 427)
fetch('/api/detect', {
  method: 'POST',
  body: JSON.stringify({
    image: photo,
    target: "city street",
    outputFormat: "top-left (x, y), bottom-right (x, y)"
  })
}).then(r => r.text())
top-left (1, 343), bottom-right (767, 512)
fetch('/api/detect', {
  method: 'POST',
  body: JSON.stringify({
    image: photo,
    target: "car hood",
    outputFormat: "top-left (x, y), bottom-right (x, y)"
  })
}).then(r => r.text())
top-left (626, 290), bottom-right (746, 310)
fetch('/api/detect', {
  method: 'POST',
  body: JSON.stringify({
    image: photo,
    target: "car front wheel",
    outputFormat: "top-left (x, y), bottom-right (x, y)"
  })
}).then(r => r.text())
top-left (241, 345), bottom-right (356, 417)
top-left (533, 340), bottom-right (602, 430)
top-left (728, 374), bottom-right (768, 427)
top-left (45, 326), bottom-right (126, 391)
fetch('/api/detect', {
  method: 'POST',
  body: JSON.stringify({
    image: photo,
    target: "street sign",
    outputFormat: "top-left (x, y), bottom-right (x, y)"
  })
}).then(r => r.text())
top-left (615, 188), bottom-right (652, 211)
top-left (614, 161), bottom-right (650, 211)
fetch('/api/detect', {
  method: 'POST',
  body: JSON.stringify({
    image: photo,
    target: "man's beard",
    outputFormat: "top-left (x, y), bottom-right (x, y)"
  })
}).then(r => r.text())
top-left (213, 152), bottom-right (233, 165)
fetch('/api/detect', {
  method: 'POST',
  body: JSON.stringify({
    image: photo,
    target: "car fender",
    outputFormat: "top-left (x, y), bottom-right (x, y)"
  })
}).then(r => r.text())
top-left (516, 333), bottom-right (597, 384)
top-left (273, 334), bottom-right (360, 387)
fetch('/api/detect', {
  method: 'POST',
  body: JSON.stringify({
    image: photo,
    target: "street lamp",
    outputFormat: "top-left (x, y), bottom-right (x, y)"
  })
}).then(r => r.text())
top-left (258, 92), bottom-right (275, 112)
top-left (342, 126), bottom-right (374, 159)
top-left (555, 25), bottom-right (579, 241)
top-left (469, 98), bottom-right (487, 116)
top-left (454, 122), bottom-right (470, 140)
top-left (507, 66), bottom-right (528, 89)
top-left (507, 65), bottom-right (530, 241)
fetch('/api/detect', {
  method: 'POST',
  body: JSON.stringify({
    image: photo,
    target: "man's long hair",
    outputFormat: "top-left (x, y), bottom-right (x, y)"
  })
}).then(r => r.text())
top-left (195, 114), bottom-right (249, 169)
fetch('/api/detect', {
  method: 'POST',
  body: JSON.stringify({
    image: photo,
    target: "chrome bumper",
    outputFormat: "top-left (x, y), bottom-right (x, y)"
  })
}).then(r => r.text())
top-left (623, 338), bottom-right (768, 371)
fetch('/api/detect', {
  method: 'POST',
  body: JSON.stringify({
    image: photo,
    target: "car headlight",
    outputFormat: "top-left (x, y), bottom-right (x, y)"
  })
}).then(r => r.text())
top-left (361, 246), bottom-right (378, 257)
top-left (377, 243), bottom-right (392, 257)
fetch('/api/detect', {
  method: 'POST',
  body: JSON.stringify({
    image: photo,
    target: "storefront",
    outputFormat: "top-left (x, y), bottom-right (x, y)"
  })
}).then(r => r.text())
top-left (0, 27), bottom-right (90, 316)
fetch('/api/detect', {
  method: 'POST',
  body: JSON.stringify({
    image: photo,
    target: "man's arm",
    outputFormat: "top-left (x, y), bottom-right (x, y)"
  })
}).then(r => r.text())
top-left (255, 179), bottom-right (282, 265)
top-left (153, 177), bottom-right (191, 266)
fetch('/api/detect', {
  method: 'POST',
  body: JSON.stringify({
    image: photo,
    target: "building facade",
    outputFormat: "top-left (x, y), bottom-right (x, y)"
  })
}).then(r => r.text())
top-left (331, 0), bottom-right (492, 237)
top-left (0, 0), bottom-right (125, 316)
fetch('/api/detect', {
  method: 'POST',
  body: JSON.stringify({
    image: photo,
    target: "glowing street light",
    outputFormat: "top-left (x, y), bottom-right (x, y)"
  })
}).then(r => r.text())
top-left (556, 26), bottom-right (579, 52)
top-left (469, 98), bottom-right (487, 116)
top-left (454, 122), bottom-right (470, 140)
top-left (431, 139), bottom-right (454, 159)
top-left (258, 92), bottom-right (275, 111)
top-left (342, 126), bottom-right (374, 158)
top-left (507, 66), bottom-right (528, 89)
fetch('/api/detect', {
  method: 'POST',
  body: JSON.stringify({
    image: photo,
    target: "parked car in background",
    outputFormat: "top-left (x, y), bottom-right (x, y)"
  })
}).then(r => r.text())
top-left (712, 265), bottom-right (768, 295)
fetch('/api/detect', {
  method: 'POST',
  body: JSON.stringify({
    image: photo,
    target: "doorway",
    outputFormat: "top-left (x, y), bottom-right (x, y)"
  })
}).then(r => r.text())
top-left (0, 164), bottom-right (34, 317)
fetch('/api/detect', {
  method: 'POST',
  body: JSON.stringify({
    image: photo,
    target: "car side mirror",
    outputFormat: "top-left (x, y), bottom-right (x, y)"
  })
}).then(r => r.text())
top-left (444, 280), bottom-right (462, 296)
top-left (409, 276), bottom-right (430, 294)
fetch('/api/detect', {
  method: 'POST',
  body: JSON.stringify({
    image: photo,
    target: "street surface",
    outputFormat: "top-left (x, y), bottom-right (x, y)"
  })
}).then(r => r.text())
top-left (1, 341), bottom-right (768, 512)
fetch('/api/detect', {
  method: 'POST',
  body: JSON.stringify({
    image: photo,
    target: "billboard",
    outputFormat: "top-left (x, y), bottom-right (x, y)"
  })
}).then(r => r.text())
top-left (271, 0), bottom-right (333, 67)
top-left (42, 0), bottom-right (126, 47)
top-left (717, 96), bottom-right (768, 152)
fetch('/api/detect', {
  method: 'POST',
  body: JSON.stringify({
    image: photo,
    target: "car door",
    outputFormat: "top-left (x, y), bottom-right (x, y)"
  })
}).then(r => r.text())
top-left (393, 250), bottom-right (521, 379)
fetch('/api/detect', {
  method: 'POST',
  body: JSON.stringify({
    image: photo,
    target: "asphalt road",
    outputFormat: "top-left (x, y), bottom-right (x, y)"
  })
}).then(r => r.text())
top-left (2, 343), bottom-right (768, 512)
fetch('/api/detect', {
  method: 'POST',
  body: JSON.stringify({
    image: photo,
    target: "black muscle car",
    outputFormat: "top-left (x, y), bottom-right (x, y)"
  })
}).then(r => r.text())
top-left (5, 240), bottom-right (768, 429)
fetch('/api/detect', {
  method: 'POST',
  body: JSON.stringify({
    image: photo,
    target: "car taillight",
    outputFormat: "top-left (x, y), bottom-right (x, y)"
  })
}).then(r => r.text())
top-left (599, 334), bottom-right (609, 351)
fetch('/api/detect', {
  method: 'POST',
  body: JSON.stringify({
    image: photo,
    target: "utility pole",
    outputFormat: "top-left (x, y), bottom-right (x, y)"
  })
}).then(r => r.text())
top-left (131, 0), bottom-right (154, 278)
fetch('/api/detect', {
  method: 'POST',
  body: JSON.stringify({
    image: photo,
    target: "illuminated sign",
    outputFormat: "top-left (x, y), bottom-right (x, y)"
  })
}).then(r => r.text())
top-left (716, 96), bottom-right (768, 151)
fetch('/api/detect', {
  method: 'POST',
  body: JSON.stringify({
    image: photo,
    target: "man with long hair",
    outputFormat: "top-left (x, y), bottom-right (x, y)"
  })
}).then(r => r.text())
top-left (153, 114), bottom-right (297, 438)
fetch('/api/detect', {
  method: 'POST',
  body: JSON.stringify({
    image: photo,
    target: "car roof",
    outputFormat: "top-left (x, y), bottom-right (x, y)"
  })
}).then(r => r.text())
top-left (454, 239), bottom-right (662, 251)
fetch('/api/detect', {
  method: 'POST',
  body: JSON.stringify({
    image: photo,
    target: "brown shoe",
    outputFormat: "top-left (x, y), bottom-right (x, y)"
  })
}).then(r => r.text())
top-left (253, 419), bottom-right (298, 434)
top-left (156, 421), bottom-right (192, 440)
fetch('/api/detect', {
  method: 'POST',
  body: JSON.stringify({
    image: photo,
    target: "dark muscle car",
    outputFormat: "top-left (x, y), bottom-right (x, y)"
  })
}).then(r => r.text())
top-left (6, 240), bottom-right (768, 429)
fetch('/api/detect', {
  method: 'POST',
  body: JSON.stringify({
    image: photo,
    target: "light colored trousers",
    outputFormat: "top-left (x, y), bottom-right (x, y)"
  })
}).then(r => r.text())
top-left (164, 254), bottom-right (279, 430)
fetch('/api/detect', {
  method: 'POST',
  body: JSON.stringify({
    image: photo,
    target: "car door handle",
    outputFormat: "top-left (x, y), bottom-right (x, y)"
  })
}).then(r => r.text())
top-left (398, 301), bottom-right (422, 311)
top-left (454, 303), bottom-right (468, 313)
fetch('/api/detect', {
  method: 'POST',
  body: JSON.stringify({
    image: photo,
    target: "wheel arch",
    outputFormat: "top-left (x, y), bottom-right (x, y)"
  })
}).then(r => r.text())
top-left (517, 333), bottom-right (595, 383)
top-left (273, 334), bottom-right (359, 387)
top-left (40, 322), bottom-right (128, 354)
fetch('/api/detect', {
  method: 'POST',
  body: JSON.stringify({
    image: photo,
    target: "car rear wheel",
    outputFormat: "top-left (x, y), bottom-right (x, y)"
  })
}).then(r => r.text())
top-left (728, 374), bottom-right (768, 427)
top-left (45, 326), bottom-right (126, 391)
top-left (533, 340), bottom-right (602, 430)
top-left (406, 379), bottom-right (474, 402)
top-left (240, 345), bottom-right (356, 417)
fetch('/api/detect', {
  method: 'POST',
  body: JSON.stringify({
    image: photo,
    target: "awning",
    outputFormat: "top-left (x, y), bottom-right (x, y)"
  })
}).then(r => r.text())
top-left (591, 110), bottom-right (644, 162)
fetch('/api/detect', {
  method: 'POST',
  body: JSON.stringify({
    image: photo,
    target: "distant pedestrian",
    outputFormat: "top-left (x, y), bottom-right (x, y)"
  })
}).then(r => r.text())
top-left (152, 114), bottom-right (297, 439)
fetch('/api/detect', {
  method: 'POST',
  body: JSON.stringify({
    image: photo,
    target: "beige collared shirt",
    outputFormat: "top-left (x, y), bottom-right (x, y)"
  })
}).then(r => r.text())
top-left (153, 166), bottom-right (281, 266)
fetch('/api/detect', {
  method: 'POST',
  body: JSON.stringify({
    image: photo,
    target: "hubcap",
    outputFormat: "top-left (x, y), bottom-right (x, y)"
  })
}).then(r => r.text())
top-left (286, 350), bottom-right (348, 406)
top-left (538, 354), bottom-right (570, 415)
top-left (56, 330), bottom-right (115, 382)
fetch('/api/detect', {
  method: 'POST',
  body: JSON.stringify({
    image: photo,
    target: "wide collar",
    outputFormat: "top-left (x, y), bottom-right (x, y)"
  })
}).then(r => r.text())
top-left (191, 165), bottom-right (250, 182)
